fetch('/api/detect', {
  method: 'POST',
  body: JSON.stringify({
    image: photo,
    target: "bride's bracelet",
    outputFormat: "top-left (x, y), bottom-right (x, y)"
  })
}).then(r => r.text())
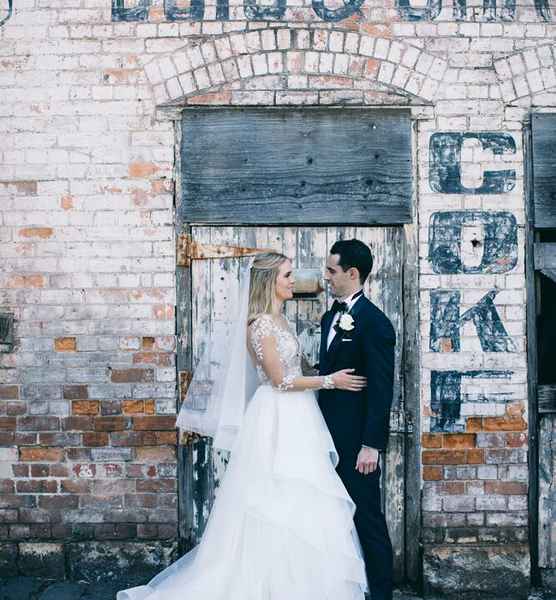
top-left (321, 374), bottom-right (335, 390)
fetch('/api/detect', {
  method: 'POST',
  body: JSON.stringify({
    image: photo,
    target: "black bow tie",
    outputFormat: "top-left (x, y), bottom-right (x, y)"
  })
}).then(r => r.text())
top-left (331, 290), bottom-right (364, 315)
top-left (331, 300), bottom-right (348, 315)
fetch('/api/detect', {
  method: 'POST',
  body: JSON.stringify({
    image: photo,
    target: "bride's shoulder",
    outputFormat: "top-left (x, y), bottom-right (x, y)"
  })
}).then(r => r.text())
top-left (248, 313), bottom-right (280, 336)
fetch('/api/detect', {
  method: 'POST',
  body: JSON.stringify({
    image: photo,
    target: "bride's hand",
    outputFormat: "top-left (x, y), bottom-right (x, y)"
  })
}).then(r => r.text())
top-left (331, 369), bottom-right (367, 392)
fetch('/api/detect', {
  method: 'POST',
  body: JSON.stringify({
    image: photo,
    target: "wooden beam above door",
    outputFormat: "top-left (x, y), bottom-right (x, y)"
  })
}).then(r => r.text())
top-left (179, 108), bottom-right (413, 225)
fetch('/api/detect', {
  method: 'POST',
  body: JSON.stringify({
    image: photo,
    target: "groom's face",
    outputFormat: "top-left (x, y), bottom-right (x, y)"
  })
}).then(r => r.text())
top-left (325, 254), bottom-right (356, 298)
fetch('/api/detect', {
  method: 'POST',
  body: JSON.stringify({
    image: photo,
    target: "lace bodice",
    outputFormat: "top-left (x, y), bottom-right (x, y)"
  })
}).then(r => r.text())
top-left (248, 314), bottom-right (303, 391)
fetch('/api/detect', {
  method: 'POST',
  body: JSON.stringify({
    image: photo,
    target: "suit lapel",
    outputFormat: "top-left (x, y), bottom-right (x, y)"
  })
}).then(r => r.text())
top-left (320, 311), bottom-right (334, 371)
top-left (326, 296), bottom-right (367, 363)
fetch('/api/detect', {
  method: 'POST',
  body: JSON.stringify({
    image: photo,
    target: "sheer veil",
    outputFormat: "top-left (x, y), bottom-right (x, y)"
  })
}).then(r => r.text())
top-left (176, 257), bottom-right (258, 452)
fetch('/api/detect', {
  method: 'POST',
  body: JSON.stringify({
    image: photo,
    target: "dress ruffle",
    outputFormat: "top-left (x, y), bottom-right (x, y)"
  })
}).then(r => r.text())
top-left (117, 386), bottom-right (367, 600)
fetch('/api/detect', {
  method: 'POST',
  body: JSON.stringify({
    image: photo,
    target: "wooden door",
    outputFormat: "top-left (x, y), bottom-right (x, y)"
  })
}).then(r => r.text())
top-left (177, 225), bottom-right (407, 582)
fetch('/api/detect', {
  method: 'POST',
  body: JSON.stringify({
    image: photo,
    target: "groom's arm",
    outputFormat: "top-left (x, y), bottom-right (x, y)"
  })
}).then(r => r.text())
top-left (360, 317), bottom-right (395, 452)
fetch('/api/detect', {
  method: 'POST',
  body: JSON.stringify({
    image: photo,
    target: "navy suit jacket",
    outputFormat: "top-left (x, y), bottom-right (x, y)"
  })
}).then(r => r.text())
top-left (318, 296), bottom-right (395, 458)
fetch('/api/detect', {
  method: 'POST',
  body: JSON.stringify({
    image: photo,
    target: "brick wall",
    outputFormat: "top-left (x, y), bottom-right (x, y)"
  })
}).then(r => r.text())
top-left (0, 0), bottom-right (553, 593)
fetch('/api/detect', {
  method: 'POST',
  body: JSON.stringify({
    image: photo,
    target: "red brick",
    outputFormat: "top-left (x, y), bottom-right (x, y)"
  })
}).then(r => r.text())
top-left (7, 402), bottom-right (25, 416)
top-left (83, 432), bottom-right (109, 447)
top-left (485, 481), bottom-right (528, 495)
top-left (15, 432), bottom-right (37, 445)
top-left (144, 400), bottom-right (155, 415)
top-left (506, 433), bottom-right (528, 447)
top-left (122, 400), bottom-right (144, 415)
top-left (6, 274), bottom-right (45, 288)
top-left (72, 401), bottom-right (99, 416)
top-left (55, 337), bottom-right (76, 352)
top-left (132, 416), bottom-right (176, 431)
top-left (20, 447), bottom-right (64, 462)
top-left (110, 369), bottom-right (154, 383)
top-left (60, 479), bottom-right (92, 494)
top-left (155, 431), bottom-right (177, 445)
top-left (443, 433), bottom-right (477, 449)
top-left (16, 480), bottom-right (57, 493)
top-left (18, 416), bottom-right (60, 431)
top-left (38, 495), bottom-right (78, 509)
top-left (136, 446), bottom-right (176, 463)
top-left (422, 450), bottom-right (466, 465)
top-left (129, 161), bottom-right (159, 178)
top-left (466, 449), bottom-right (485, 464)
top-left (466, 417), bottom-right (482, 432)
top-left (63, 416), bottom-right (93, 430)
top-left (94, 417), bottom-right (128, 432)
top-left (12, 465), bottom-right (29, 477)
top-left (482, 415), bottom-right (527, 432)
top-left (0, 433), bottom-right (14, 444)
top-left (437, 482), bottom-right (465, 495)
top-left (136, 479), bottom-right (176, 493)
top-left (132, 352), bottom-right (172, 367)
top-left (142, 337), bottom-right (155, 350)
top-left (30, 464), bottom-right (50, 477)
top-left (0, 417), bottom-right (16, 431)
top-left (421, 434), bottom-right (442, 449)
top-left (19, 227), bottom-right (53, 239)
top-left (0, 480), bottom-right (15, 493)
top-left (423, 466), bottom-right (443, 481)
top-left (0, 386), bottom-right (18, 400)
top-left (63, 385), bottom-right (88, 400)
top-left (50, 464), bottom-right (69, 477)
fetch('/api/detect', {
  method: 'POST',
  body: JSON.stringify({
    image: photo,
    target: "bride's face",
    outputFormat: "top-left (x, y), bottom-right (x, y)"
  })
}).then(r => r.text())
top-left (275, 259), bottom-right (295, 302)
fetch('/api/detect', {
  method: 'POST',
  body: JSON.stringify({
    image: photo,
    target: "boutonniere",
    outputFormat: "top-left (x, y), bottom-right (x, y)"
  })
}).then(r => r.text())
top-left (334, 313), bottom-right (355, 334)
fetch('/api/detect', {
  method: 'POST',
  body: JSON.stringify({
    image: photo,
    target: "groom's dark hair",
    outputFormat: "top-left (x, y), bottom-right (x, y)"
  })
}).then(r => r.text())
top-left (330, 239), bottom-right (373, 284)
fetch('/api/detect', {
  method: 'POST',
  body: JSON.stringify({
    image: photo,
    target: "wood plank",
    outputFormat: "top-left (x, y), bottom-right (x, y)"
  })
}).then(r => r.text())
top-left (538, 415), bottom-right (556, 568)
top-left (180, 108), bottom-right (413, 225)
top-left (539, 385), bottom-right (556, 413)
top-left (535, 243), bottom-right (556, 270)
top-left (532, 113), bottom-right (556, 228)
top-left (524, 125), bottom-right (541, 585)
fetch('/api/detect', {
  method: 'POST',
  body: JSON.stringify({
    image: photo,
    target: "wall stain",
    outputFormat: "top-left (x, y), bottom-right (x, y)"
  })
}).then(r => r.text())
top-left (428, 211), bottom-right (518, 274)
top-left (429, 133), bottom-right (516, 194)
top-left (430, 370), bottom-right (513, 432)
top-left (430, 288), bottom-right (516, 353)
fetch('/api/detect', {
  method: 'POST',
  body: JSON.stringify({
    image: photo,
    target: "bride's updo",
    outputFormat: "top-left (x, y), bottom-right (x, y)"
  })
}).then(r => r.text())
top-left (248, 252), bottom-right (289, 325)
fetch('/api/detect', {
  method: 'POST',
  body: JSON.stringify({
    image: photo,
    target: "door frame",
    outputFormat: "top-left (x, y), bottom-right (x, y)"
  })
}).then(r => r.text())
top-left (173, 106), bottom-right (423, 588)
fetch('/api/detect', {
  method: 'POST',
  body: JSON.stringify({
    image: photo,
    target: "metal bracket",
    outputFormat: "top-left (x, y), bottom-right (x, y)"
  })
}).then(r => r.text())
top-left (177, 233), bottom-right (270, 267)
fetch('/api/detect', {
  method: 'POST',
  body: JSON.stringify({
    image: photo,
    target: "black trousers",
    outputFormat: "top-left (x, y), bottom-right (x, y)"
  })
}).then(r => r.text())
top-left (336, 459), bottom-right (393, 600)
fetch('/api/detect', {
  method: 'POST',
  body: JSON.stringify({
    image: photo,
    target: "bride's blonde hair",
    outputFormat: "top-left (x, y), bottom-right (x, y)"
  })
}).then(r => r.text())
top-left (248, 252), bottom-right (290, 325)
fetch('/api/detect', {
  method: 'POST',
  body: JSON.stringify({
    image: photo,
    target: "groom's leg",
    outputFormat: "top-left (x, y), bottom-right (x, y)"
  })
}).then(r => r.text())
top-left (338, 462), bottom-right (393, 600)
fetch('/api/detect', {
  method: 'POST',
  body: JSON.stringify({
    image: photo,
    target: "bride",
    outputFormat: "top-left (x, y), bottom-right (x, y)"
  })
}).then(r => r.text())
top-left (117, 252), bottom-right (369, 600)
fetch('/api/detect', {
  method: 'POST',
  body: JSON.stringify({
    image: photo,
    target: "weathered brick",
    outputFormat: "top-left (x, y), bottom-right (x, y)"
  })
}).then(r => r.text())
top-left (72, 401), bottom-right (99, 416)
top-left (0, 386), bottom-right (18, 400)
top-left (20, 447), bottom-right (64, 462)
top-left (94, 416), bottom-right (129, 431)
top-left (63, 385), bottom-right (89, 400)
top-left (132, 416), bottom-right (176, 431)
top-left (111, 369), bottom-right (154, 383)
top-left (55, 337), bottom-right (77, 352)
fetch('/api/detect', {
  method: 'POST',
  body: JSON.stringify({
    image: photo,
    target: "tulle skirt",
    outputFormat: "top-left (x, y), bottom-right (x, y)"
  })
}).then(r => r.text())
top-left (117, 385), bottom-right (368, 600)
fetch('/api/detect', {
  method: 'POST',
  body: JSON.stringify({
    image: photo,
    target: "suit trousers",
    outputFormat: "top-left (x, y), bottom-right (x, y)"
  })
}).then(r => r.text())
top-left (336, 458), bottom-right (393, 600)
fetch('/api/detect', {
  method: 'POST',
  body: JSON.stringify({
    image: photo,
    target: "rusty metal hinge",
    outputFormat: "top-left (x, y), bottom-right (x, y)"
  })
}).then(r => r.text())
top-left (178, 370), bottom-right (199, 445)
top-left (177, 233), bottom-right (270, 267)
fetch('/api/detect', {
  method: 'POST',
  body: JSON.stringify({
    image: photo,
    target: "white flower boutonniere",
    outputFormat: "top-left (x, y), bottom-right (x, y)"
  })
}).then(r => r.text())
top-left (338, 313), bottom-right (355, 331)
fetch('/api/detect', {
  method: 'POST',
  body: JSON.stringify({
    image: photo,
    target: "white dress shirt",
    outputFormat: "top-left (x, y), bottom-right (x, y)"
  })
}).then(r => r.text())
top-left (326, 289), bottom-right (364, 350)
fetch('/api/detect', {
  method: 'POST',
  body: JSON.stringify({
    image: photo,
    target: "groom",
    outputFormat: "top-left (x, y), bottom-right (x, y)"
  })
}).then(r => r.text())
top-left (318, 239), bottom-right (395, 600)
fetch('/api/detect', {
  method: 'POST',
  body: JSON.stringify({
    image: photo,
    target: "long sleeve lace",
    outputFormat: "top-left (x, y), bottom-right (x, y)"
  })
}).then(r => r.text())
top-left (249, 315), bottom-right (299, 391)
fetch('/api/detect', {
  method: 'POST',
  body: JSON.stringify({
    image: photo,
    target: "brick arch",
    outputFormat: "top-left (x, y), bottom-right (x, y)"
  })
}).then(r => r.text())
top-left (494, 44), bottom-right (556, 103)
top-left (144, 29), bottom-right (449, 106)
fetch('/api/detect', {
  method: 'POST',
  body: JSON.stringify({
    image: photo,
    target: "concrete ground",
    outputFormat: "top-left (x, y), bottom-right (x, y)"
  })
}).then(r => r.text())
top-left (0, 577), bottom-right (554, 600)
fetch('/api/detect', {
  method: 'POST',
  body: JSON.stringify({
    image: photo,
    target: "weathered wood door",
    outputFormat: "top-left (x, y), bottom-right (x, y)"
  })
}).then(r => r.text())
top-left (177, 224), bottom-right (408, 581)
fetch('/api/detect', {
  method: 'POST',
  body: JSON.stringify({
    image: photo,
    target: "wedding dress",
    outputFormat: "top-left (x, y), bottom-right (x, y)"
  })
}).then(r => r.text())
top-left (117, 314), bottom-right (367, 600)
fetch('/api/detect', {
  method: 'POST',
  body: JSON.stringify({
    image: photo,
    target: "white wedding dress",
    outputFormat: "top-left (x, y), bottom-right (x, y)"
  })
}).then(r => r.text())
top-left (118, 314), bottom-right (367, 600)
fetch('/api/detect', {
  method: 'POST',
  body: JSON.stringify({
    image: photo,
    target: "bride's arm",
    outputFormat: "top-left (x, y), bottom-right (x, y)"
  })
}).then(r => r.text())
top-left (254, 332), bottom-right (331, 392)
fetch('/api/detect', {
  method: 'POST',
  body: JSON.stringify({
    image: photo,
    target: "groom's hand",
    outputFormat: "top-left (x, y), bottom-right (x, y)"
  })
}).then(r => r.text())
top-left (356, 446), bottom-right (379, 475)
